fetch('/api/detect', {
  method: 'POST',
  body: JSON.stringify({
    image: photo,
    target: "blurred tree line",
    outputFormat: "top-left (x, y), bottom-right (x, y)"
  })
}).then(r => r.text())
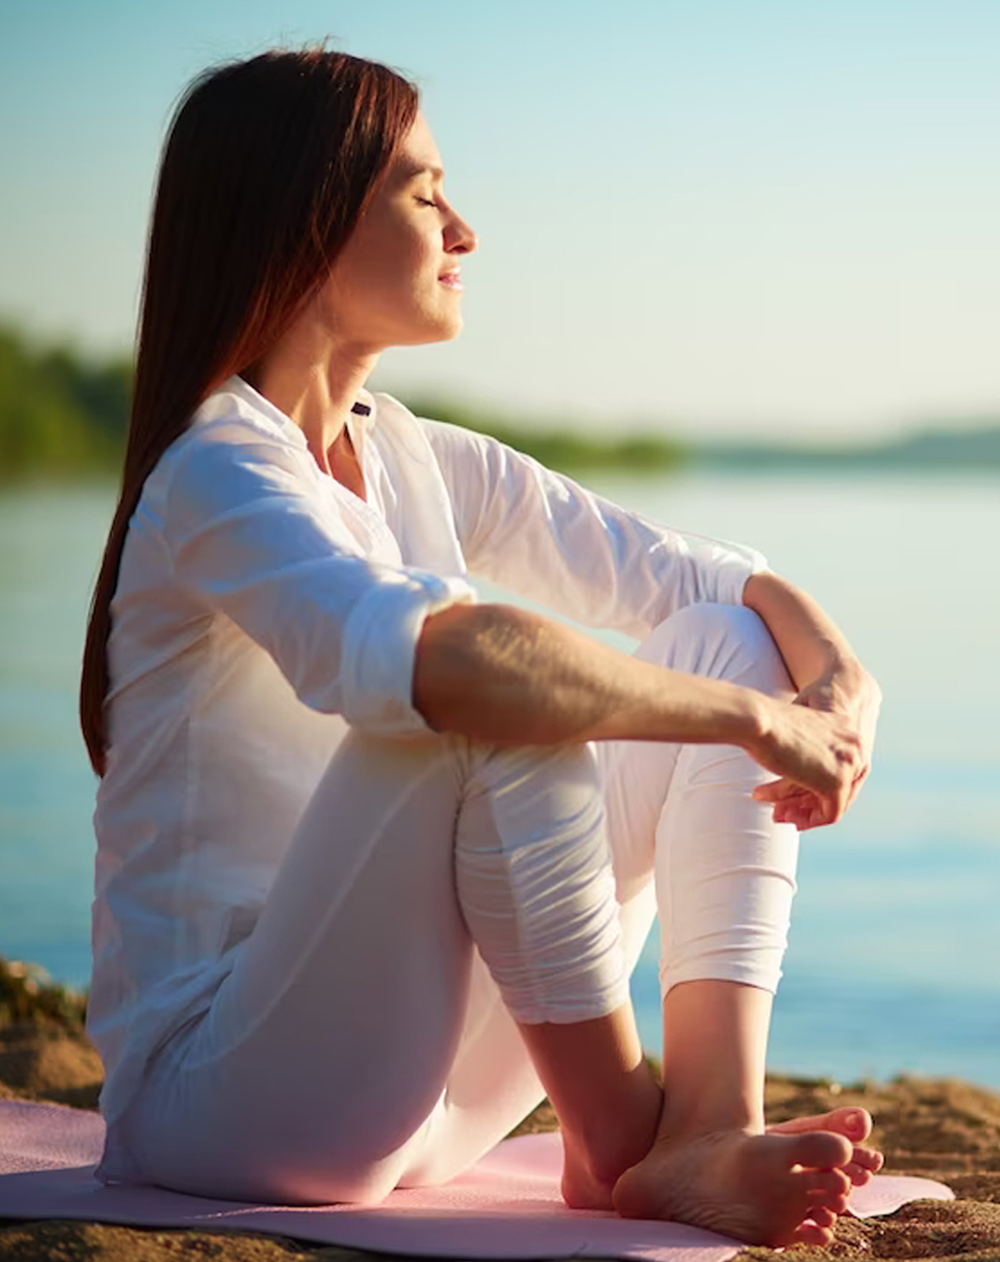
top-left (0, 323), bottom-right (132, 479)
top-left (12, 318), bottom-right (991, 480)
top-left (0, 322), bottom-right (687, 482)
top-left (403, 396), bottom-right (688, 473)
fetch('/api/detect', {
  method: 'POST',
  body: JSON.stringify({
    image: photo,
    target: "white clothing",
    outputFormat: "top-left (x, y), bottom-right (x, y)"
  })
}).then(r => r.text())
top-left (89, 376), bottom-right (766, 1135)
top-left (103, 604), bottom-right (798, 1202)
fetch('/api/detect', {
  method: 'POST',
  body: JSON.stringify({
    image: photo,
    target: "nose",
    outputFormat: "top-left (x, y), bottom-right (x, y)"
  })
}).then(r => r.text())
top-left (444, 208), bottom-right (477, 255)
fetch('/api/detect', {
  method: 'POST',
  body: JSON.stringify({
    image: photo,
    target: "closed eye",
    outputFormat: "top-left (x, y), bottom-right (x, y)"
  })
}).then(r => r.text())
top-left (415, 196), bottom-right (438, 208)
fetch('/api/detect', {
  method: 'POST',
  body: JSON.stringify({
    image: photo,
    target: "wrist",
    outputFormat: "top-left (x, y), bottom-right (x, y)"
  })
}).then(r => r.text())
top-left (723, 684), bottom-right (772, 750)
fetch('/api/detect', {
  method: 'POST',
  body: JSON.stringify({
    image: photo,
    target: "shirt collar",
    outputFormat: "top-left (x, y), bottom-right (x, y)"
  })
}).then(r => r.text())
top-left (224, 375), bottom-right (378, 442)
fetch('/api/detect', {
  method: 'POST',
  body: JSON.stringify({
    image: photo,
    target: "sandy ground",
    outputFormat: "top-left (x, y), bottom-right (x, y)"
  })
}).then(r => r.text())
top-left (2, 984), bottom-right (1000, 1262)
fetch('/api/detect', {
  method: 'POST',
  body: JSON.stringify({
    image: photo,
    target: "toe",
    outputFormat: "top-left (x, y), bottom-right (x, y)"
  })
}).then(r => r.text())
top-left (845, 1144), bottom-right (884, 1186)
top-left (854, 1143), bottom-right (884, 1171)
top-left (788, 1130), bottom-right (854, 1170)
top-left (803, 1167), bottom-right (851, 1213)
top-left (833, 1107), bottom-right (873, 1142)
top-left (790, 1219), bottom-right (836, 1247)
top-left (769, 1106), bottom-right (872, 1142)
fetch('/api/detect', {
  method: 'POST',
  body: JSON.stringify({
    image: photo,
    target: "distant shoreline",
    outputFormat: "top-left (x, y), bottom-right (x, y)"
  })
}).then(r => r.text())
top-left (2, 321), bottom-right (998, 481)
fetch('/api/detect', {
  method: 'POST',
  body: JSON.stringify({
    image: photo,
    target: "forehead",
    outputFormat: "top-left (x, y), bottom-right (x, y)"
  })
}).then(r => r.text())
top-left (393, 113), bottom-right (444, 180)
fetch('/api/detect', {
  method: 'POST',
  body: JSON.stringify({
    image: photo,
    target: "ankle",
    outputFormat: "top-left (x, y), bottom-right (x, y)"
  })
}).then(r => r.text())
top-left (658, 1094), bottom-right (764, 1145)
top-left (564, 1082), bottom-right (664, 1188)
top-left (564, 1124), bottom-right (645, 1191)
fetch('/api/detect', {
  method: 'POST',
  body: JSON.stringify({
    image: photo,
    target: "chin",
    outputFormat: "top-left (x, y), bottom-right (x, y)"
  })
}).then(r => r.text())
top-left (401, 315), bottom-right (464, 346)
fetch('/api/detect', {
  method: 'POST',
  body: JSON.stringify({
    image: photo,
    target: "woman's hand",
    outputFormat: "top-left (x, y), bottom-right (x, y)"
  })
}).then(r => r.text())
top-left (741, 572), bottom-right (882, 830)
top-left (749, 664), bottom-right (882, 830)
top-left (414, 597), bottom-right (880, 830)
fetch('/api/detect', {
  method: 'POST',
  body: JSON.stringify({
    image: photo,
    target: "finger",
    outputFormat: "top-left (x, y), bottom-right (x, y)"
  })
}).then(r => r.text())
top-left (845, 765), bottom-right (870, 810)
top-left (820, 785), bottom-right (852, 827)
top-left (774, 802), bottom-right (821, 829)
top-left (753, 778), bottom-right (815, 804)
top-left (797, 795), bottom-right (838, 831)
top-left (773, 788), bottom-right (828, 829)
top-left (773, 787), bottom-right (823, 816)
top-left (777, 788), bottom-right (822, 810)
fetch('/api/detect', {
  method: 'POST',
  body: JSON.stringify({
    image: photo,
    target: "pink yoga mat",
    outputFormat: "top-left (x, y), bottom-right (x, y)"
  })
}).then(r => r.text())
top-left (0, 1100), bottom-right (953, 1262)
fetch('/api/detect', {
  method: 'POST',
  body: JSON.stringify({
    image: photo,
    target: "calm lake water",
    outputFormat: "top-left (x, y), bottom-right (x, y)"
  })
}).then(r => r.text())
top-left (2, 471), bottom-right (999, 1086)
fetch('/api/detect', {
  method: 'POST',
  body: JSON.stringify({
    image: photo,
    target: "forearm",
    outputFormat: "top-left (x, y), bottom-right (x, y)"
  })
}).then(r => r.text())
top-left (413, 602), bottom-right (764, 747)
top-left (741, 571), bottom-right (863, 694)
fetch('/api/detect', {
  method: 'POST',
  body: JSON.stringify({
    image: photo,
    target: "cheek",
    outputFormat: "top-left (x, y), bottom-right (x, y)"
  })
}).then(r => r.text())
top-left (323, 212), bottom-right (446, 341)
top-left (374, 235), bottom-right (442, 320)
top-left (354, 223), bottom-right (424, 284)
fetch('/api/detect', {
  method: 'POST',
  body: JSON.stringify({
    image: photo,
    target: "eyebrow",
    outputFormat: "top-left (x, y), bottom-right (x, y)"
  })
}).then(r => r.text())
top-left (400, 161), bottom-right (444, 181)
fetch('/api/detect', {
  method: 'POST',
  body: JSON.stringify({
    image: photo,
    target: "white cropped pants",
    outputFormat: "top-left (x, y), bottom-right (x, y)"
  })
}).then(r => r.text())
top-left (115, 604), bottom-right (799, 1203)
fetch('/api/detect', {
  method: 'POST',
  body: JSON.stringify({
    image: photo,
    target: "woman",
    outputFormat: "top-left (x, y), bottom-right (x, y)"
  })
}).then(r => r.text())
top-left (80, 48), bottom-right (883, 1248)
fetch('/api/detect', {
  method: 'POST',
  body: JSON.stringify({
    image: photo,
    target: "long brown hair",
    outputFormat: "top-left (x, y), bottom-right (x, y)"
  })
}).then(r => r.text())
top-left (80, 49), bottom-right (418, 775)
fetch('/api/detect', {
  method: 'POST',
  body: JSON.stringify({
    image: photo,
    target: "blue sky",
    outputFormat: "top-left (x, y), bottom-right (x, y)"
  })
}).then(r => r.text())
top-left (1, 0), bottom-right (997, 437)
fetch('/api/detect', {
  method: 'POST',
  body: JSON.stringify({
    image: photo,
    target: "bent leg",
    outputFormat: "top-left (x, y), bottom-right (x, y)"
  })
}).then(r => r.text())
top-left (597, 605), bottom-right (854, 1245)
top-left (416, 603), bottom-right (841, 1232)
top-left (402, 739), bottom-right (657, 1187)
top-left (122, 729), bottom-right (644, 1204)
top-left (122, 731), bottom-right (482, 1203)
top-left (117, 603), bottom-right (861, 1240)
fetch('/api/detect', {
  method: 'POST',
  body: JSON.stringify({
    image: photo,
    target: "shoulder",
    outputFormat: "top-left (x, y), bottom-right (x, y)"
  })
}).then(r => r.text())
top-left (184, 377), bottom-right (307, 460)
top-left (161, 378), bottom-right (311, 484)
top-left (145, 379), bottom-right (320, 533)
top-left (367, 389), bottom-right (428, 443)
top-left (370, 391), bottom-right (504, 471)
top-left (366, 389), bottom-right (460, 469)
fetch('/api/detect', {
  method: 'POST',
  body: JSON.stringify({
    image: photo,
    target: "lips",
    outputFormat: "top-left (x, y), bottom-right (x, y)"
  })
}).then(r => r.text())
top-left (438, 268), bottom-right (463, 290)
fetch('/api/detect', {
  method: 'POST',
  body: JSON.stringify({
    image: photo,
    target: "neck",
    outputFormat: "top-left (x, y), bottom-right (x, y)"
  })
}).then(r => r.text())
top-left (252, 328), bottom-right (379, 477)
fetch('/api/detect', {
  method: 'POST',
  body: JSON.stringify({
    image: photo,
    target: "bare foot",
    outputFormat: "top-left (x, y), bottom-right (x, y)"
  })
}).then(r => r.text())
top-left (611, 1126), bottom-right (854, 1247)
top-left (767, 1106), bottom-right (884, 1187)
top-left (561, 1105), bottom-right (881, 1229)
top-left (561, 1141), bottom-right (616, 1212)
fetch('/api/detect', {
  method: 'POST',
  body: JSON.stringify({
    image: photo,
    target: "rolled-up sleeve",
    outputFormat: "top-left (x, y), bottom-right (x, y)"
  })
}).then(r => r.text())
top-left (420, 418), bottom-right (766, 639)
top-left (161, 432), bottom-right (474, 735)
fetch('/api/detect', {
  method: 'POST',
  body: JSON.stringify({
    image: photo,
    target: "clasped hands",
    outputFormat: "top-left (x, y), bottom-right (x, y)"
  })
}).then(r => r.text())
top-left (750, 660), bottom-right (882, 831)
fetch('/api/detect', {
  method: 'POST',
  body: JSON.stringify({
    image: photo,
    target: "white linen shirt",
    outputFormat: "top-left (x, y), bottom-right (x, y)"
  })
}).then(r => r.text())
top-left (88, 375), bottom-right (766, 1126)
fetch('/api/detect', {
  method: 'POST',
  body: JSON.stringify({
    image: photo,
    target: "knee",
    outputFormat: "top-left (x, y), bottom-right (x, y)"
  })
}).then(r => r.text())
top-left (668, 601), bottom-right (775, 658)
top-left (467, 736), bottom-right (600, 787)
top-left (639, 603), bottom-right (793, 697)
